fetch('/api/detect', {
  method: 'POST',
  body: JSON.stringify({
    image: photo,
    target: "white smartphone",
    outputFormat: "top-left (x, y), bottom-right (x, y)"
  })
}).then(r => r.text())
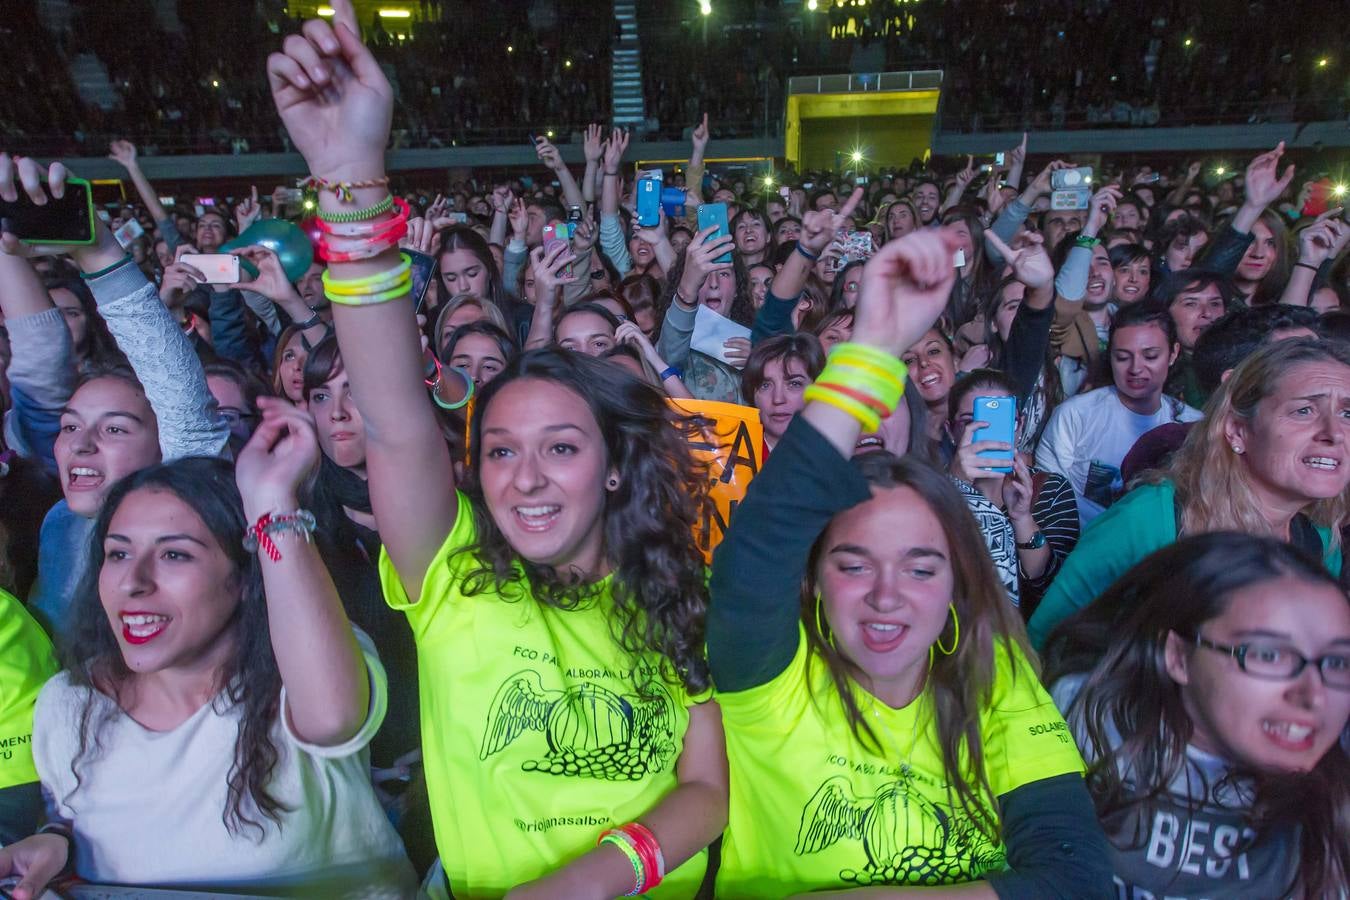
top-left (953, 248), bottom-right (967, 268)
top-left (180, 253), bottom-right (240, 283)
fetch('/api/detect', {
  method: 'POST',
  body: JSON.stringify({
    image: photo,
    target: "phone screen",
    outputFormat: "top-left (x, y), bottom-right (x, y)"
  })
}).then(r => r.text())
top-left (0, 178), bottom-right (95, 244)
top-left (408, 250), bottom-right (438, 314)
top-left (696, 203), bottom-right (732, 264)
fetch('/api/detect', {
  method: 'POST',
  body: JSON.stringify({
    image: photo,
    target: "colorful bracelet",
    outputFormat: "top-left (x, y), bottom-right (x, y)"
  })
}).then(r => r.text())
top-left (325, 278), bottom-right (412, 306)
top-left (814, 380), bottom-right (893, 418)
top-left (316, 197), bottom-right (411, 237)
top-left (301, 174), bottom-right (391, 204)
top-left (1074, 234), bottom-right (1101, 248)
top-left (316, 193), bottom-right (394, 224)
top-left (322, 254), bottom-right (413, 296)
top-left (804, 383), bottom-right (882, 432)
top-left (242, 510), bottom-right (317, 562)
top-left (598, 833), bottom-right (644, 896)
top-left (620, 823), bottom-right (666, 890)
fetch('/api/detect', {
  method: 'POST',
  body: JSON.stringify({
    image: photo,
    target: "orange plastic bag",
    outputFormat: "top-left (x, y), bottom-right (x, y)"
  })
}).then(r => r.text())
top-left (670, 399), bottom-right (763, 562)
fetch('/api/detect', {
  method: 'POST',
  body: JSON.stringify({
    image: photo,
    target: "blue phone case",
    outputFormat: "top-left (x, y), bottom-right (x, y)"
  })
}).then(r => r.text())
top-left (973, 396), bottom-right (1016, 474)
top-left (637, 177), bottom-right (662, 227)
top-left (697, 203), bottom-right (732, 264)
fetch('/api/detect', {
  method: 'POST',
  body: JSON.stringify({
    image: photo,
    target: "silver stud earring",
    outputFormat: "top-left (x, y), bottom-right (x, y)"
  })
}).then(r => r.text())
top-left (1231, 444), bottom-right (1243, 454)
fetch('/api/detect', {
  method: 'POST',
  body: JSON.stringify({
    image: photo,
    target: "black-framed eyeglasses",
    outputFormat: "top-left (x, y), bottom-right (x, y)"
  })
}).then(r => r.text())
top-left (1193, 634), bottom-right (1350, 690)
top-left (590, 269), bottom-right (606, 280)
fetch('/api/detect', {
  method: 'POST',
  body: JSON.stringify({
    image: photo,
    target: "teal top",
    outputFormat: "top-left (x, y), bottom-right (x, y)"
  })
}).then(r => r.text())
top-left (1027, 480), bottom-right (1344, 649)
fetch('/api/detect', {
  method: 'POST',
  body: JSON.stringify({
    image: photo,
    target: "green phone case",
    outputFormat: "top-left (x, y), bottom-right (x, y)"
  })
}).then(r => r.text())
top-left (18, 175), bottom-right (98, 246)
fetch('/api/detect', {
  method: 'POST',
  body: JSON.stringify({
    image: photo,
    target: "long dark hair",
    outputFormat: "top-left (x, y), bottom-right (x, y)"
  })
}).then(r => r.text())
top-left (457, 349), bottom-right (713, 693)
top-left (47, 276), bottom-right (125, 373)
top-left (63, 458), bottom-right (286, 838)
top-left (438, 225), bottom-right (508, 310)
top-left (1043, 533), bottom-right (1350, 898)
top-left (658, 250), bottom-right (754, 330)
top-left (801, 453), bottom-right (1033, 841)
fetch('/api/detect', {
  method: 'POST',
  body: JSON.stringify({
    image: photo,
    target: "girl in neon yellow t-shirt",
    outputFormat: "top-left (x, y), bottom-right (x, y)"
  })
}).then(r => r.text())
top-left (707, 228), bottom-right (1113, 899)
top-left (0, 587), bottom-right (56, 846)
top-left (267, 12), bottom-right (728, 897)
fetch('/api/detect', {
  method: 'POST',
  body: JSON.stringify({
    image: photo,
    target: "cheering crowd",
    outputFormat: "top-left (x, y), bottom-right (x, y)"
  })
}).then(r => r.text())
top-left (2, 2), bottom-right (1350, 898)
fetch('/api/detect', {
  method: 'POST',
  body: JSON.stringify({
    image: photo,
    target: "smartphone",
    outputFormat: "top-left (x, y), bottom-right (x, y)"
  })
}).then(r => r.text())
top-left (1303, 178), bottom-right (1334, 218)
top-left (113, 217), bottom-right (145, 248)
top-left (447, 211), bottom-right (469, 224)
top-left (0, 175), bottom-right (95, 245)
top-left (180, 253), bottom-right (240, 284)
top-left (994, 151), bottom-right (1006, 166)
top-left (856, 175), bottom-right (869, 185)
top-left (637, 174), bottom-right (663, 227)
top-left (778, 186), bottom-right (790, 199)
top-left (407, 249), bottom-right (438, 314)
top-left (953, 247), bottom-right (967, 268)
top-left (973, 396), bottom-right (1016, 474)
top-left (696, 202), bottom-right (732, 264)
top-left (277, 188), bottom-right (304, 204)
top-left (196, 196), bottom-right (217, 207)
top-left (542, 223), bottom-right (577, 278)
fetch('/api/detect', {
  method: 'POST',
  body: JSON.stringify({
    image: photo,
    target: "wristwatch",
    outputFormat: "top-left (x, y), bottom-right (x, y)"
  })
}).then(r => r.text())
top-left (1016, 531), bottom-right (1046, 550)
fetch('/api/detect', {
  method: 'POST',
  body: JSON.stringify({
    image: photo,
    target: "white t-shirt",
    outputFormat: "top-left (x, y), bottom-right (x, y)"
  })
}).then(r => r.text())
top-left (33, 632), bottom-right (417, 898)
top-left (1035, 386), bottom-right (1201, 525)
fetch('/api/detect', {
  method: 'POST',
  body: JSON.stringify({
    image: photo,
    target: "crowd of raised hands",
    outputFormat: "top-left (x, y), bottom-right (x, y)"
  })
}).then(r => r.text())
top-left (0, 2), bottom-right (1348, 898)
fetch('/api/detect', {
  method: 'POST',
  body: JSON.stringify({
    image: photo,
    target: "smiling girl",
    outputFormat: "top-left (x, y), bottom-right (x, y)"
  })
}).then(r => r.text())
top-left (266, 6), bottom-right (727, 896)
top-left (708, 229), bottom-right (1111, 899)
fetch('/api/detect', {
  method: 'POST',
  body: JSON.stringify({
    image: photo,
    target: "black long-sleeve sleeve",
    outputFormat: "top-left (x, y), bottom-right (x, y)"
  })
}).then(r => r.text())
top-left (1002, 301), bottom-right (1055, 404)
top-left (750, 286), bottom-right (800, 345)
top-left (0, 781), bottom-right (43, 847)
top-left (707, 414), bottom-right (871, 692)
top-left (1020, 469), bottom-right (1081, 613)
top-left (985, 773), bottom-right (1115, 900)
top-left (1196, 223), bottom-right (1254, 281)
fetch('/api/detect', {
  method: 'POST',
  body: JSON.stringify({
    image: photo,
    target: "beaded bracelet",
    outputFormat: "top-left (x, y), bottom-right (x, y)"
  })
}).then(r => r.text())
top-left (316, 193), bottom-right (394, 224)
top-left (316, 197), bottom-right (411, 236)
top-left (242, 510), bottom-right (317, 562)
top-left (301, 174), bottom-right (391, 204)
top-left (322, 254), bottom-right (412, 296)
top-left (598, 833), bottom-right (644, 896)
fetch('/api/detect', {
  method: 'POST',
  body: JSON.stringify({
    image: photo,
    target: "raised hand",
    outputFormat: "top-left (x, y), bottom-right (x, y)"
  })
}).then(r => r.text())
top-left (229, 245), bottom-right (302, 301)
top-left (535, 135), bottom-right (564, 172)
top-left (633, 207), bottom-right (669, 247)
top-left (490, 185), bottom-right (513, 216)
top-left (0, 155), bottom-right (121, 268)
top-left (107, 139), bottom-right (139, 170)
top-left (583, 123), bottom-right (604, 164)
top-left (854, 228), bottom-right (962, 357)
top-left (530, 240), bottom-right (578, 300)
top-left (985, 230), bottom-right (1053, 289)
top-left (1002, 456), bottom-right (1036, 521)
top-left (951, 416), bottom-right (1012, 484)
top-left (798, 187), bottom-right (864, 255)
top-left (235, 185), bottom-right (261, 233)
top-left (425, 193), bottom-right (450, 222)
top-left (953, 156), bottom-right (977, 193)
top-left (1242, 141), bottom-right (1296, 211)
top-left (266, 0), bottom-right (393, 182)
top-left (508, 197), bottom-right (528, 241)
top-left (1082, 184), bottom-right (1122, 236)
top-left (723, 335), bottom-right (750, 369)
top-left (1026, 159), bottom-right (1074, 199)
top-left (401, 216), bottom-right (438, 255)
top-left (691, 113), bottom-right (710, 153)
top-left (602, 128), bottom-right (629, 173)
top-left (160, 252), bottom-right (206, 307)
top-left (570, 216), bottom-right (598, 253)
top-left (677, 225), bottom-right (735, 298)
top-left (1296, 210), bottom-right (1350, 267)
top-left (234, 397), bottom-right (322, 518)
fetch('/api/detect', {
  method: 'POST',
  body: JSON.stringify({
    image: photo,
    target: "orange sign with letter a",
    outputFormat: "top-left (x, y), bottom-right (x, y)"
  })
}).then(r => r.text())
top-left (670, 399), bottom-right (763, 562)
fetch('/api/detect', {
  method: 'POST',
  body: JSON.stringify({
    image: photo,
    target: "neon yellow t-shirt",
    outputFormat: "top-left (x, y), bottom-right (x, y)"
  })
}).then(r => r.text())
top-left (380, 492), bottom-right (706, 899)
top-left (715, 628), bottom-right (1085, 899)
top-left (0, 588), bottom-right (58, 790)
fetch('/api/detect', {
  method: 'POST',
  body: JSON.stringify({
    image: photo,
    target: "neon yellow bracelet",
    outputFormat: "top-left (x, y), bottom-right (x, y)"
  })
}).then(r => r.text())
top-left (598, 833), bottom-right (644, 896)
top-left (321, 254), bottom-right (412, 295)
top-left (830, 341), bottom-right (907, 371)
top-left (827, 355), bottom-right (906, 393)
top-left (323, 268), bottom-right (411, 298)
top-left (804, 383), bottom-right (881, 432)
top-left (818, 362), bottom-right (903, 410)
top-left (324, 279), bottom-right (412, 306)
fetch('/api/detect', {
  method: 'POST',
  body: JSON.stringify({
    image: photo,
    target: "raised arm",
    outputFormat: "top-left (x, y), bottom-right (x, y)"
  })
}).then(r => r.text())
top-left (535, 135), bottom-right (585, 213)
top-left (107, 140), bottom-right (171, 231)
top-left (1230, 142), bottom-right (1295, 236)
top-left (941, 156), bottom-right (976, 215)
top-left (752, 188), bottom-right (862, 344)
top-left (581, 123), bottom-right (603, 206)
top-left (685, 114), bottom-right (709, 207)
top-left (0, 225), bottom-right (74, 472)
top-left (523, 243), bottom-right (576, 350)
top-left (228, 245), bottom-right (331, 345)
top-left (708, 228), bottom-right (958, 692)
top-left (1, 157), bottom-right (228, 461)
top-left (267, 0), bottom-right (455, 601)
top-left (1053, 184), bottom-right (1119, 301)
top-left (1166, 160), bottom-right (1202, 209)
top-left (235, 399), bottom-right (369, 746)
top-left (1279, 212), bottom-right (1349, 306)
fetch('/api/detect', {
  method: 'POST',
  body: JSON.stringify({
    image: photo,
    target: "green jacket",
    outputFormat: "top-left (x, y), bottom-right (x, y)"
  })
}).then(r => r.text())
top-left (1027, 480), bottom-right (1343, 649)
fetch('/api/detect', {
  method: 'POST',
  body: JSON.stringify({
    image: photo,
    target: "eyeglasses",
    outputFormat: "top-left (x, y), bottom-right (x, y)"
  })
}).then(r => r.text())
top-left (590, 270), bottom-right (605, 280)
top-left (217, 407), bottom-right (257, 428)
top-left (1193, 634), bottom-right (1350, 690)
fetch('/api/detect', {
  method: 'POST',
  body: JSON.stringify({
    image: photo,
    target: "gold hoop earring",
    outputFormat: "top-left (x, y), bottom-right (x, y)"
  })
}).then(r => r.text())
top-left (936, 602), bottom-right (960, 656)
top-left (814, 593), bottom-right (836, 650)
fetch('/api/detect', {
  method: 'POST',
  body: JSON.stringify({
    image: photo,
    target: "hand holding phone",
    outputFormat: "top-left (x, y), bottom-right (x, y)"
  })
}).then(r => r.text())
top-left (0, 173), bottom-right (96, 246)
top-left (180, 253), bottom-right (241, 285)
top-left (696, 203), bottom-right (732, 264)
top-left (972, 396), bottom-right (1016, 474)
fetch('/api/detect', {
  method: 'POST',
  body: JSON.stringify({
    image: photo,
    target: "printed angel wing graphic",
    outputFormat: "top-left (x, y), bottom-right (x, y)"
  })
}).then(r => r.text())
top-left (796, 775), bottom-right (868, 855)
top-left (479, 670), bottom-right (559, 760)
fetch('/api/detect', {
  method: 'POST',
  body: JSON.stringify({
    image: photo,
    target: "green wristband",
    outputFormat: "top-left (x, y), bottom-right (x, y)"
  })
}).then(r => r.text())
top-left (80, 254), bottom-right (133, 280)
